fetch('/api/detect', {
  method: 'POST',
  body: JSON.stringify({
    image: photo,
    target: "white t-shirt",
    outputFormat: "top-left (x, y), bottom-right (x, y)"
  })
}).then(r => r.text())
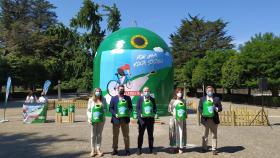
top-left (206, 96), bottom-right (214, 102)
top-left (25, 95), bottom-right (37, 103)
top-left (38, 96), bottom-right (48, 104)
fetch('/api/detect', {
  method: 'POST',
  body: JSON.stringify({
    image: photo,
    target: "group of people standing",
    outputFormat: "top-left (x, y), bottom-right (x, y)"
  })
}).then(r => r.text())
top-left (86, 85), bottom-right (222, 157)
top-left (25, 90), bottom-right (48, 104)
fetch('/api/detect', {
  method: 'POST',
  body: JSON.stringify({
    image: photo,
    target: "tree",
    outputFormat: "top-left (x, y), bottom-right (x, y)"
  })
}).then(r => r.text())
top-left (192, 49), bottom-right (236, 89)
top-left (45, 23), bottom-right (93, 91)
top-left (0, 0), bottom-right (122, 92)
top-left (70, 0), bottom-right (105, 54)
top-left (170, 14), bottom-right (234, 63)
top-left (170, 14), bottom-right (234, 85)
top-left (0, 0), bottom-right (57, 89)
top-left (102, 3), bottom-right (121, 32)
top-left (69, 0), bottom-right (122, 91)
top-left (239, 33), bottom-right (280, 96)
top-left (30, 0), bottom-right (57, 31)
top-left (0, 0), bottom-right (57, 56)
top-left (182, 57), bottom-right (198, 91)
top-left (0, 56), bottom-right (10, 90)
top-left (221, 55), bottom-right (243, 93)
top-left (0, 0), bottom-right (32, 55)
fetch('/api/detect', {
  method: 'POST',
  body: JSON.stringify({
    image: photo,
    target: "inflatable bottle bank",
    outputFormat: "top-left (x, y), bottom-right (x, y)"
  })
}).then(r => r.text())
top-left (93, 27), bottom-right (174, 116)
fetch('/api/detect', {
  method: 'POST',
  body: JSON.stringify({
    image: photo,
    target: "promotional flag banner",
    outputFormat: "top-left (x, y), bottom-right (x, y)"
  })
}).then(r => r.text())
top-left (5, 77), bottom-right (11, 103)
top-left (1, 77), bottom-right (11, 123)
top-left (43, 80), bottom-right (51, 94)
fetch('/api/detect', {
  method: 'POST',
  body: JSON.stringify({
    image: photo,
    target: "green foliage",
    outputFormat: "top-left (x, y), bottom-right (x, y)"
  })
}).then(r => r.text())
top-left (221, 55), bottom-right (243, 89)
top-left (102, 3), bottom-right (121, 32)
top-left (239, 33), bottom-right (280, 96)
top-left (191, 49), bottom-right (236, 88)
top-left (170, 14), bottom-right (234, 86)
top-left (0, 56), bottom-right (10, 85)
top-left (183, 58), bottom-right (199, 87)
top-left (170, 14), bottom-right (233, 64)
top-left (66, 0), bottom-right (122, 91)
top-left (70, 0), bottom-right (105, 54)
top-left (0, 0), bottom-right (57, 89)
top-left (0, 0), bottom-right (122, 92)
top-left (0, 0), bottom-right (94, 92)
top-left (45, 23), bottom-right (93, 91)
top-left (0, 0), bottom-right (57, 55)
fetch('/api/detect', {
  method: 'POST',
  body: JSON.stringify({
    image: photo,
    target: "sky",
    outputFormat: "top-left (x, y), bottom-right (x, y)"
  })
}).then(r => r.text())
top-left (48, 0), bottom-right (280, 47)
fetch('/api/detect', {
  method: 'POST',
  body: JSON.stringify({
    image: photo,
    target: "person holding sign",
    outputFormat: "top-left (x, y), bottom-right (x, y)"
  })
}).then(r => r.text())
top-left (136, 87), bottom-right (157, 155)
top-left (109, 85), bottom-right (133, 156)
top-left (87, 88), bottom-right (107, 157)
top-left (168, 87), bottom-right (187, 154)
top-left (198, 86), bottom-right (222, 155)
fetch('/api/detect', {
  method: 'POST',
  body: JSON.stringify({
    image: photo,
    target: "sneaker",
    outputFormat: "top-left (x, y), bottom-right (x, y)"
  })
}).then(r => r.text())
top-left (111, 150), bottom-right (118, 155)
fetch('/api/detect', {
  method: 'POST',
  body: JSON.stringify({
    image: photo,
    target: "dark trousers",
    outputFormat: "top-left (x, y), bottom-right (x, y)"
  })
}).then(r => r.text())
top-left (137, 117), bottom-right (154, 149)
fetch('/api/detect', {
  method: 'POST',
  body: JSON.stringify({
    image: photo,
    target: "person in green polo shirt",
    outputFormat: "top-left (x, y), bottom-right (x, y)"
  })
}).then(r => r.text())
top-left (168, 87), bottom-right (188, 154)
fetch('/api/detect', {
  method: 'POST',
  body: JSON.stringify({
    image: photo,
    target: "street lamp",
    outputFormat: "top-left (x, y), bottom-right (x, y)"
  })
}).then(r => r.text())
top-left (58, 80), bottom-right (61, 101)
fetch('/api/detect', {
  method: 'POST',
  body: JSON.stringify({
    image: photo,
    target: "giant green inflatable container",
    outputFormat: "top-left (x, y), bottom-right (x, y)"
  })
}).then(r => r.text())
top-left (93, 27), bottom-right (173, 116)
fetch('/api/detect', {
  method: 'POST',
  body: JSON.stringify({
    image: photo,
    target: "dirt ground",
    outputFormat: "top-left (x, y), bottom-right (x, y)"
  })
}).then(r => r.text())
top-left (0, 99), bottom-right (280, 158)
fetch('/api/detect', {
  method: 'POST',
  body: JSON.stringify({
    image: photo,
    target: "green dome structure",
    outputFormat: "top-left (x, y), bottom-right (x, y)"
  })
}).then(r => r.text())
top-left (93, 27), bottom-right (173, 116)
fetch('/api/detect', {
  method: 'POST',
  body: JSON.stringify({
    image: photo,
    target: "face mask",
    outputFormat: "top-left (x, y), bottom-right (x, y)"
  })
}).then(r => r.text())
top-left (207, 92), bottom-right (213, 97)
top-left (119, 89), bottom-right (125, 95)
top-left (143, 92), bottom-right (150, 97)
top-left (95, 92), bottom-right (101, 97)
top-left (177, 92), bottom-right (182, 98)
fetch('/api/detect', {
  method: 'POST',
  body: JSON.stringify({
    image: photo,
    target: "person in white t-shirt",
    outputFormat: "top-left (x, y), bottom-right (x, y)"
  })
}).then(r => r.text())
top-left (38, 92), bottom-right (48, 104)
top-left (25, 91), bottom-right (37, 103)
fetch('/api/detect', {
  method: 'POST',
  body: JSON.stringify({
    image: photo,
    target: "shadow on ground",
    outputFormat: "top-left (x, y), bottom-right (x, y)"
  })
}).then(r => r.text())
top-left (106, 147), bottom-right (168, 156)
top-left (219, 146), bottom-right (245, 153)
top-left (272, 123), bottom-right (280, 126)
top-left (184, 146), bottom-right (245, 154)
top-left (0, 132), bottom-right (86, 158)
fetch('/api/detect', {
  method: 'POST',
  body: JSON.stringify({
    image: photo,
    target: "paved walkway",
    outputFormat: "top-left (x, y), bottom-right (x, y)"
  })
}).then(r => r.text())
top-left (0, 105), bottom-right (280, 158)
